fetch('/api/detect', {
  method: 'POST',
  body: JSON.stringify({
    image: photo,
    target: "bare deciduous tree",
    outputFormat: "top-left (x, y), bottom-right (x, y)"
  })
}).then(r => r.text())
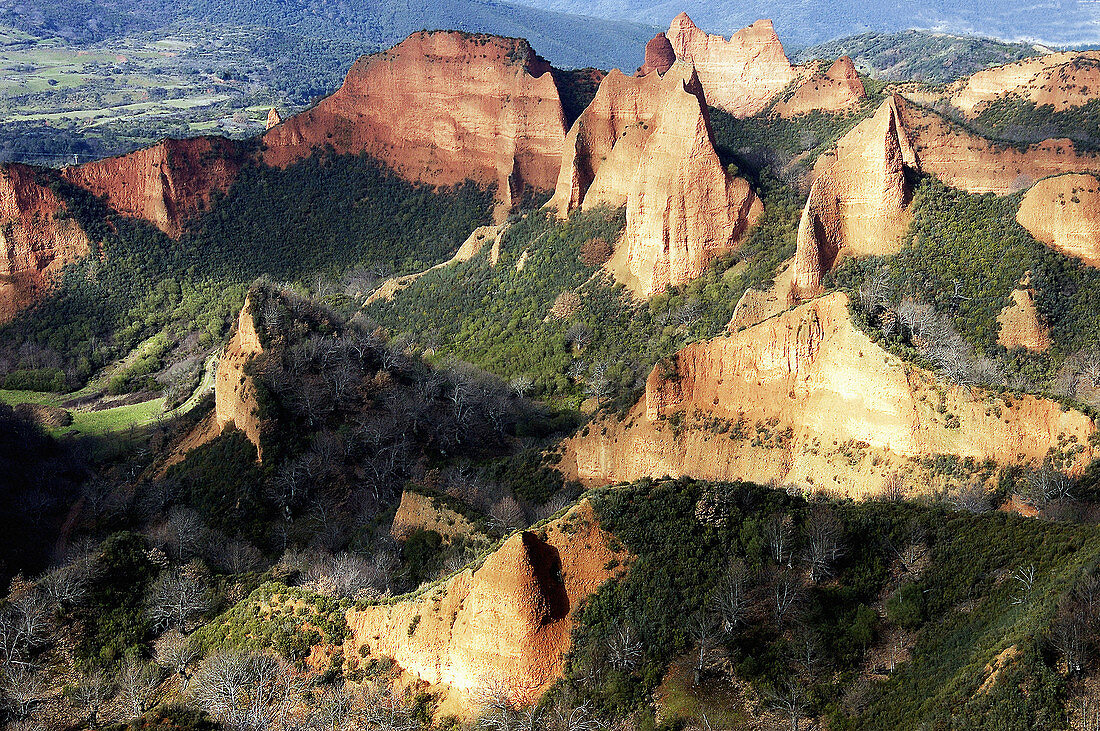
top-left (687, 612), bottom-right (720, 686)
top-left (1, 664), bottom-right (46, 719)
top-left (119, 652), bottom-right (162, 718)
top-left (805, 507), bottom-right (844, 582)
top-left (766, 514), bottom-right (794, 567)
top-left (770, 568), bottom-right (803, 627)
top-left (606, 623), bottom-right (643, 671)
top-left (1011, 564), bottom-right (1037, 606)
top-left (68, 670), bottom-right (114, 727)
top-left (147, 563), bottom-right (211, 632)
top-left (712, 559), bottom-right (751, 634)
top-left (191, 651), bottom-right (309, 731)
top-left (154, 630), bottom-right (200, 691)
top-left (768, 678), bottom-right (810, 731)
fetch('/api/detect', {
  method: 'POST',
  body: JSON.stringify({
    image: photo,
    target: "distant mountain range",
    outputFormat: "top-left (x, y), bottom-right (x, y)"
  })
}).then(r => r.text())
top-left (498, 0), bottom-right (1100, 48)
top-left (0, 0), bottom-right (660, 71)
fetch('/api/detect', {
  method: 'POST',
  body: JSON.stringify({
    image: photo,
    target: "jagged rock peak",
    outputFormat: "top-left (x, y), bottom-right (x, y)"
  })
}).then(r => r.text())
top-left (638, 33), bottom-right (676, 76)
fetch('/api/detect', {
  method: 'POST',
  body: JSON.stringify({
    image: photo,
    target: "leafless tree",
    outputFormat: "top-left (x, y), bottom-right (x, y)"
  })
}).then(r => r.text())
top-left (147, 563), bottom-right (211, 632)
top-left (586, 361), bottom-right (613, 408)
top-left (606, 623), bottom-right (643, 671)
top-left (769, 678), bottom-right (810, 731)
top-left (770, 568), bottom-right (803, 627)
top-left (1076, 692), bottom-right (1100, 731)
top-left (215, 539), bottom-right (264, 575)
top-left (1, 664), bottom-right (46, 719)
top-left (69, 670), bottom-right (114, 727)
top-left (805, 507), bottom-right (844, 582)
top-left (687, 611), bottom-right (720, 686)
top-left (119, 652), bottom-right (162, 718)
top-left (949, 482), bottom-right (990, 514)
top-left (490, 495), bottom-right (526, 531)
top-left (1021, 465), bottom-right (1074, 508)
top-left (0, 589), bottom-right (51, 670)
top-left (510, 375), bottom-right (535, 399)
top-left (879, 472), bottom-right (907, 502)
top-left (548, 699), bottom-right (603, 731)
top-left (359, 682), bottom-right (420, 731)
top-left (565, 323), bottom-right (593, 351)
top-left (766, 514), bottom-right (794, 567)
top-left (1051, 610), bottom-right (1087, 675)
top-left (475, 678), bottom-right (526, 731)
top-left (711, 559), bottom-right (751, 634)
top-left (1011, 564), bottom-right (1037, 606)
top-left (1079, 347), bottom-right (1100, 387)
top-left (150, 506), bottom-right (206, 562)
top-left (154, 630), bottom-right (200, 691)
top-left (191, 651), bottom-right (309, 731)
top-left (303, 552), bottom-right (378, 600)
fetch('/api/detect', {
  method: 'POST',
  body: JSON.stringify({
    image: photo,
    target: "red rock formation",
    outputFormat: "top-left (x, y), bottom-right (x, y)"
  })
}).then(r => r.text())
top-left (563, 293), bottom-right (1096, 497)
top-left (61, 137), bottom-right (243, 238)
top-left (550, 62), bottom-right (760, 297)
top-left (345, 500), bottom-right (626, 708)
top-left (1016, 173), bottom-right (1100, 267)
top-left (794, 94), bottom-right (915, 297)
top-left (665, 13), bottom-right (794, 117)
top-left (774, 56), bottom-right (865, 117)
top-left (0, 164), bottom-right (91, 323)
top-left (213, 297), bottom-right (264, 460)
top-left (637, 33), bottom-right (675, 76)
top-left (266, 107), bottom-right (282, 130)
top-left (262, 31), bottom-right (567, 208)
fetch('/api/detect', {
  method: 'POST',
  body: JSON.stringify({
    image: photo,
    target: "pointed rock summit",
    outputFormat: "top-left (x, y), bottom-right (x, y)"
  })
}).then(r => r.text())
top-left (665, 13), bottom-right (794, 117)
top-left (262, 31), bottom-right (568, 208)
top-left (638, 33), bottom-right (675, 76)
top-left (265, 107), bottom-right (282, 129)
top-left (550, 61), bottom-right (760, 297)
top-left (793, 94), bottom-right (915, 297)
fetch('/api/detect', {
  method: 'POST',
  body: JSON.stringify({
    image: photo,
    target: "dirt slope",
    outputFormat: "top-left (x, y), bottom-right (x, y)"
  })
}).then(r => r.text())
top-left (1016, 173), bottom-right (1100, 267)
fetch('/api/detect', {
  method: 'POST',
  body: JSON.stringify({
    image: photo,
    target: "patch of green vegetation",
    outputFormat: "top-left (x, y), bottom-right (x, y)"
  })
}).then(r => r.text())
top-left (562, 477), bottom-right (1100, 729)
top-left (973, 92), bottom-right (1100, 152)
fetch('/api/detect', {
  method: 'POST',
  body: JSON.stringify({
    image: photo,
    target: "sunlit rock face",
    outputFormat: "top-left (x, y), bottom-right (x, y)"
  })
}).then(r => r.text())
top-left (213, 297), bottom-right (264, 460)
top-left (1017, 173), bottom-right (1100, 268)
top-left (774, 56), bottom-right (865, 117)
top-left (262, 31), bottom-right (567, 208)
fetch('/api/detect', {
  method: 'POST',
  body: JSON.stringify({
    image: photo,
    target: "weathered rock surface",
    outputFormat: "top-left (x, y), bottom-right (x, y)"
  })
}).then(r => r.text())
top-left (262, 31), bottom-right (567, 208)
top-left (213, 297), bottom-right (264, 460)
top-left (665, 13), bottom-right (794, 118)
top-left (944, 52), bottom-right (1100, 118)
top-left (550, 61), bottom-right (760, 297)
top-left (346, 500), bottom-right (626, 708)
top-left (390, 490), bottom-right (486, 543)
top-left (774, 56), bottom-right (865, 117)
top-left (638, 33), bottom-right (675, 76)
top-left (61, 137), bottom-right (244, 238)
top-left (793, 95), bottom-right (915, 297)
top-left (563, 293), bottom-right (1095, 497)
top-left (0, 164), bottom-right (92, 323)
top-left (997, 284), bottom-right (1051, 352)
top-left (1017, 173), bottom-right (1100, 267)
top-left (266, 107), bottom-right (282, 130)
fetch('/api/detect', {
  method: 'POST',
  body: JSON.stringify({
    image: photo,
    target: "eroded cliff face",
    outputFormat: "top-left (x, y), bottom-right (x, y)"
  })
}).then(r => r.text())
top-left (942, 52), bottom-right (1100, 118)
top-left (997, 284), bottom-right (1051, 352)
top-left (213, 297), bottom-right (264, 460)
top-left (0, 165), bottom-right (92, 323)
top-left (774, 56), bottom-right (865, 117)
top-left (665, 13), bottom-right (794, 118)
top-left (266, 107), bottom-right (282, 130)
top-left (793, 95), bottom-right (915, 297)
top-left (894, 96), bottom-right (1100, 194)
top-left (346, 500), bottom-right (626, 709)
top-left (550, 62), bottom-right (760, 297)
top-left (563, 293), bottom-right (1095, 497)
top-left (61, 137), bottom-right (243, 238)
top-left (1017, 173), bottom-right (1100, 267)
top-left (262, 31), bottom-right (567, 208)
top-left (390, 490), bottom-right (486, 543)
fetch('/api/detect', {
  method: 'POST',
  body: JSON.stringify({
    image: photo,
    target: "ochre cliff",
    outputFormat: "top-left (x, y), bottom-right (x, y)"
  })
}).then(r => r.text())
top-left (1016, 173), bottom-right (1100, 267)
top-left (346, 500), bottom-right (626, 709)
top-left (262, 31), bottom-right (567, 208)
top-left (774, 56), bottom-right (865, 117)
top-left (793, 95), bottom-right (915, 297)
top-left (943, 52), bottom-right (1100, 118)
top-left (390, 490), bottom-right (487, 544)
top-left (550, 62), bottom-right (760, 297)
top-left (0, 165), bottom-right (92, 323)
top-left (61, 136), bottom-right (244, 238)
top-left (562, 293), bottom-right (1095, 497)
top-left (997, 284), bottom-right (1051, 352)
top-left (213, 297), bottom-right (264, 460)
top-left (266, 107), bottom-right (282, 130)
top-left (665, 13), bottom-right (795, 118)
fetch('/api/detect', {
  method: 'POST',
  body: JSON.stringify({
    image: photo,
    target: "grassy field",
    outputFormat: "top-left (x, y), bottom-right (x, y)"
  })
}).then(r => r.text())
top-left (0, 388), bottom-right (168, 437)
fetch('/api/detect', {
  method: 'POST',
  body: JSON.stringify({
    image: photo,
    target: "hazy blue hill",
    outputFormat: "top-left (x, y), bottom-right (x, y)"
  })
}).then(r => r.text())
top-left (494, 0), bottom-right (1100, 48)
top-left (793, 30), bottom-right (1039, 83)
top-left (0, 0), bottom-right (659, 71)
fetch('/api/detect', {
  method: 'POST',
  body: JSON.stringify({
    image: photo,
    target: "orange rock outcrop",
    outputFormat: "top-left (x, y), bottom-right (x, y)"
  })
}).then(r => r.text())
top-left (1016, 173), bottom-right (1100, 267)
top-left (61, 137), bottom-right (243, 238)
top-left (266, 107), bottom-right (282, 130)
top-left (0, 165), bottom-right (92, 323)
top-left (638, 34), bottom-right (676, 76)
top-left (665, 13), bottom-right (795, 118)
top-left (774, 56), bottom-right (865, 117)
top-left (550, 61), bottom-right (760, 297)
top-left (794, 95), bottom-right (915, 297)
top-left (390, 490), bottom-right (486, 543)
top-left (213, 297), bottom-right (264, 460)
top-left (945, 52), bottom-right (1100, 118)
top-left (563, 293), bottom-right (1095, 497)
top-left (346, 500), bottom-right (626, 708)
top-left (262, 31), bottom-right (567, 208)
top-left (997, 284), bottom-right (1051, 352)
